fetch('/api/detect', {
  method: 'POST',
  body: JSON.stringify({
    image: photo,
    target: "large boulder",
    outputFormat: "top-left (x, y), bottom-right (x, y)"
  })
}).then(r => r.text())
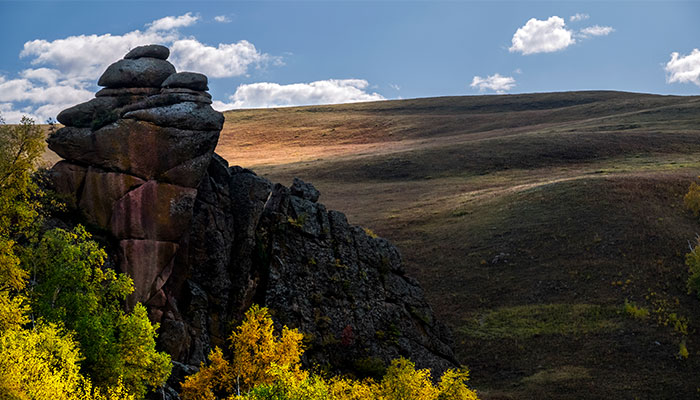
top-left (98, 58), bottom-right (176, 88)
top-left (49, 119), bottom-right (218, 187)
top-left (124, 44), bottom-right (170, 60)
top-left (162, 72), bottom-right (209, 91)
top-left (123, 101), bottom-right (225, 131)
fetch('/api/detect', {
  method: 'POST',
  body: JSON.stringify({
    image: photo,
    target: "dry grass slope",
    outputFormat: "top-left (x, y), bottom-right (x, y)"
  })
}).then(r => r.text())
top-left (217, 91), bottom-right (700, 399)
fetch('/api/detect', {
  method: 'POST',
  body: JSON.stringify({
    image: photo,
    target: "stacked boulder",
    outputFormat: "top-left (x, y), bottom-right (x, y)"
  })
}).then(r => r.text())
top-left (49, 45), bottom-right (458, 394)
top-left (48, 45), bottom-right (224, 319)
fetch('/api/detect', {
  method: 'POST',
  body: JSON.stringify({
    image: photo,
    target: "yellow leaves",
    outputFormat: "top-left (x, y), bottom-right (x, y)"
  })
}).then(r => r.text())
top-left (182, 304), bottom-right (480, 400)
top-left (0, 322), bottom-right (85, 399)
top-left (229, 304), bottom-right (305, 390)
top-left (438, 369), bottom-right (479, 400)
top-left (684, 181), bottom-right (700, 216)
top-left (380, 358), bottom-right (439, 400)
top-left (181, 347), bottom-right (236, 400)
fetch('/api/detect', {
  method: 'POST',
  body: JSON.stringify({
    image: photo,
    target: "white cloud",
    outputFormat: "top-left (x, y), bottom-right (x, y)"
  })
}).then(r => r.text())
top-left (0, 75), bottom-right (94, 122)
top-left (570, 13), bottom-right (589, 22)
top-left (579, 25), bottom-right (614, 37)
top-left (212, 79), bottom-right (385, 110)
top-left (214, 15), bottom-right (231, 23)
top-left (2, 13), bottom-right (276, 122)
top-left (390, 83), bottom-right (401, 91)
top-left (665, 49), bottom-right (700, 86)
top-left (509, 16), bottom-right (575, 55)
top-left (170, 39), bottom-right (273, 78)
top-left (147, 12), bottom-right (199, 32)
top-left (470, 73), bottom-right (516, 94)
top-left (20, 68), bottom-right (61, 85)
top-left (20, 30), bottom-right (176, 80)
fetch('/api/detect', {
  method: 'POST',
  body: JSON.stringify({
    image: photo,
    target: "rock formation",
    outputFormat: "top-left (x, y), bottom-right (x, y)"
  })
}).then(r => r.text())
top-left (48, 45), bottom-right (456, 393)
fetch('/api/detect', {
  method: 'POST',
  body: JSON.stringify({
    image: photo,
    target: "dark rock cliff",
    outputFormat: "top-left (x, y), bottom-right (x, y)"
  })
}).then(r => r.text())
top-left (47, 45), bottom-right (457, 394)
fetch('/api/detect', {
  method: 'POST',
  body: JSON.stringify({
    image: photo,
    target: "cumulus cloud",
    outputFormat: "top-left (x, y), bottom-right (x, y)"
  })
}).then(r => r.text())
top-left (147, 12), bottom-right (199, 31)
top-left (2, 13), bottom-right (276, 122)
top-left (579, 25), bottom-right (614, 37)
top-left (665, 49), bottom-right (700, 86)
top-left (470, 73), bottom-right (516, 94)
top-left (170, 39), bottom-right (273, 78)
top-left (214, 15), bottom-right (231, 23)
top-left (570, 13), bottom-right (589, 22)
top-left (509, 16), bottom-right (575, 55)
top-left (211, 79), bottom-right (385, 110)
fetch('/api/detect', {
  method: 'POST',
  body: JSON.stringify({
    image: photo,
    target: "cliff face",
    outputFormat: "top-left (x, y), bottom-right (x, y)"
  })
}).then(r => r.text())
top-left (48, 45), bottom-right (456, 388)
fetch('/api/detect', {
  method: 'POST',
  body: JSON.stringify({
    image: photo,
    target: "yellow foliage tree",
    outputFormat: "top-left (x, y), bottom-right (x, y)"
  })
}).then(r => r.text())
top-left (229, 304), bottom-right (305, 390)
top-left (379, 358), bottom-right (439, 400)
top-left (181, 304), bottom-right (480, 400)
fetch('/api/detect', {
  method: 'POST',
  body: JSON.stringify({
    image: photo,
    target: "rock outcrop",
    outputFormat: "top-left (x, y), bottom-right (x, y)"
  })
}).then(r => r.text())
top-left (48, 45), bottom-right (457, 393)
top-left (49, 44), bottom-right (222, 315)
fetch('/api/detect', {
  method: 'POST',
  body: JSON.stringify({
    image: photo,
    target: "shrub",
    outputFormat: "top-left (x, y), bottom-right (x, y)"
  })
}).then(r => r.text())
top-left (181, 304), bottom-right (480, 400)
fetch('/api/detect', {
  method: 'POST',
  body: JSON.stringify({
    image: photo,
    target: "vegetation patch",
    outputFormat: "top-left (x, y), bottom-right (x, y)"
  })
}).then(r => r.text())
top-left (461, 303), bottom-right (620, 340)
top-left (520, 366), bottom-right (591, 385)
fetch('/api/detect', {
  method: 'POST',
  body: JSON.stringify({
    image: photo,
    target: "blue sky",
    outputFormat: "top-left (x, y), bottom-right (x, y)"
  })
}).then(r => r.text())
top-left (0, 1), bottom-right (699, 123)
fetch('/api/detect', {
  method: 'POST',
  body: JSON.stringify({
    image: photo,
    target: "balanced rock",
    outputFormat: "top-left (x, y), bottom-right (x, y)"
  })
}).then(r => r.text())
top-left (162, 72), bottom-right (209, 91)
top-left (98, 58), bottom-right (176, 88)
top-left (56, 97), bottom-right (121, 128)
top-left (123, 102), bottom-right (224, 131)
top-left (124, 44), bottom-right (170, 60)
top-left (48, 45), bottom-right (458, 396)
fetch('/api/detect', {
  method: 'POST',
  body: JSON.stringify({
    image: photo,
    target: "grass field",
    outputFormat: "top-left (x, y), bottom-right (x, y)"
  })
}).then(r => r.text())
top-left (217, 91), bottom-right (700, 399)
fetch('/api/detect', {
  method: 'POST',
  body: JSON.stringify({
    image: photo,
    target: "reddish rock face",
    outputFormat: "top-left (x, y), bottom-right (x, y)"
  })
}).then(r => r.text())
top-left (110, 181), bottom-right (197, 241)
top-left (79, 167), bottom-right (145, 229)
top-left (48, 45), bottom-right (222, 323)
top-left (119, 239), bottom-right (178, 308)
top-left (50, 161), bottom-right (87, 208)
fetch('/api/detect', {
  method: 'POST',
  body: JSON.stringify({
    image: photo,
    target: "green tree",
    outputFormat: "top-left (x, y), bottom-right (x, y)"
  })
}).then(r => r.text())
top-left (0, 114), bottom-right (170, 399)
top-left (29, 225), bottom-right (171, 398)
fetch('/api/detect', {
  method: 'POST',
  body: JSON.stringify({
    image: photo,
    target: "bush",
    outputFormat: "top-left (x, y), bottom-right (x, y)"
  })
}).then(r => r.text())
top-left (181, 305), bottom-right (480, 400)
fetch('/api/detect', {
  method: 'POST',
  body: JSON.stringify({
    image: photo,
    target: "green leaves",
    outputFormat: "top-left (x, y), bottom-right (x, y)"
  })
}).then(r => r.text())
top-left (29, 226), bottom-right (170, 397)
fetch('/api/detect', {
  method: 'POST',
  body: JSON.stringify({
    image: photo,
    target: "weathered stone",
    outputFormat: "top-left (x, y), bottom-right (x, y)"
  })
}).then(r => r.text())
top-left (56, 97), bottom-right (121, 129)
top-left (49, 161), bottom-right (87, 208)
top-left (123, 101), bottom-right (224, 131)
top-left (47, 126), bottom-right (95, 162)
top-left (110, 180), bottom-right (197, 241)
top-left (79, 167), bottom-right (144, 229)
top-left (119, 239), bottom-right (178, 307)
top-left (98, 58), bottom-right (176, 88)
top-left (162, 72), bottom-right (208, 91)
top-left (53, 119), bottom-right (218, 186)
top-left (159, 151), bottom-right (215, 188)
top-left (247, 180), bottom-right (457, 373)
top-left (116, 92), bottom-right (212, 116)
top-left (290, 177), bottom-right (320, 202)
top-left (124, 44), bottom-right (170, 60)
top-left (95, 87), bottom-right (161, 97)
top-left (161, 87), bottom-right (212, 99)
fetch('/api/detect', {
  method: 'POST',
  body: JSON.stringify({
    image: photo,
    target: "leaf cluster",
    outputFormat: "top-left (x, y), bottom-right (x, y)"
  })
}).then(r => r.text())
top-left (181, 305), bottom-right (480, 400)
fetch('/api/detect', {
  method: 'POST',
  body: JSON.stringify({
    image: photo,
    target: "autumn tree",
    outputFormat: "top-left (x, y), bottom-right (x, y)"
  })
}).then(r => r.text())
top-left (181, 304), bottom-right (480, 400)
top-left (0, 114), bottom-right (170, 399)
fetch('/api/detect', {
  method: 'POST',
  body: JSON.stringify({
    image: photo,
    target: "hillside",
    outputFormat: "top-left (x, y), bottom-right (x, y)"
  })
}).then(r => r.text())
top-left (217, 91), bottom-right (700, 399)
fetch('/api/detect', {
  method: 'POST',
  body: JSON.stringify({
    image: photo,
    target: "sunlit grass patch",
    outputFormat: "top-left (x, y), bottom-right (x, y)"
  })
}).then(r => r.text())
top-left (521, 366), bottom-right (592, 385)
top-left (460, 303), bottom-right (620, 340)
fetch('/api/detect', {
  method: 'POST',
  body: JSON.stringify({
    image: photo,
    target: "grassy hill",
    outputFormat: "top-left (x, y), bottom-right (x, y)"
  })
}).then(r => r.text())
top-left (217, 91), bottom-right (700, 399)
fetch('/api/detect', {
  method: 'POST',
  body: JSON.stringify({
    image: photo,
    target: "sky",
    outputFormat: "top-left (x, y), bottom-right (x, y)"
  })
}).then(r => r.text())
top-left (0, 0), bottom-right (699, 123)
